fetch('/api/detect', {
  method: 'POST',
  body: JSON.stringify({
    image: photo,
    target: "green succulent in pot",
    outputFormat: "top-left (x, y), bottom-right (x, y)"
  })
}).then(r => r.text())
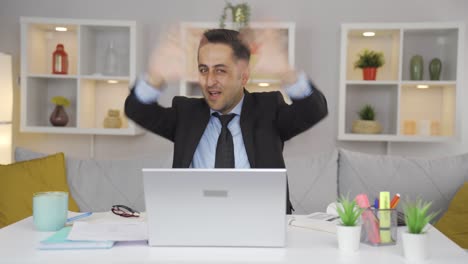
top-left (358, 104), bottom-right (375, 121)
top-left (352, 104), bottom-right (382, 134)
top-left (354, 49), bottom-right (385, 80)
top-left (336, 195), bottom-right (364, 226)
top-left (403, 198), bottom-right (438, 234)
top-left (354, 49), bottom-right (385, 69)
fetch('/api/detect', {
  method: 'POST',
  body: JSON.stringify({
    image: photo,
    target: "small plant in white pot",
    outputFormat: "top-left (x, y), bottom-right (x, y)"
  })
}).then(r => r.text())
top-left (401, 198), bottom-right (438, 261)
top-left (336, 195), bottom-right (364, 252)
top-left (352, 104), bottom-right (382, 134)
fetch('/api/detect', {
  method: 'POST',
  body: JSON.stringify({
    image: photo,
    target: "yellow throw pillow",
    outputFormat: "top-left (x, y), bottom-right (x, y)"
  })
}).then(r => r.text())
top-left (435, 182), bottom-right (468, 249)
top-left (0, 153), bottom-right (80, 228)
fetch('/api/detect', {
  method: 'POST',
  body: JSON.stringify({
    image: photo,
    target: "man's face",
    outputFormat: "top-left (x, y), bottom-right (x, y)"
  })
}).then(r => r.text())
top-left (198, 43), bottom-right (249, 114)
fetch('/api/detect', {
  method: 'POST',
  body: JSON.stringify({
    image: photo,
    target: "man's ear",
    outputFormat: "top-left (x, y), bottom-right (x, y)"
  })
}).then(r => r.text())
top-left (238, 60), bottom-right (250, 85)
top-left (241, 69), bottom-right (250, 86)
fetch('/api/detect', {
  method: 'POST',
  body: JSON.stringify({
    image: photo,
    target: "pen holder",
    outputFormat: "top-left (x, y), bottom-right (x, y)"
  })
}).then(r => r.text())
top-left (360, 208), bottom-right (397, 246)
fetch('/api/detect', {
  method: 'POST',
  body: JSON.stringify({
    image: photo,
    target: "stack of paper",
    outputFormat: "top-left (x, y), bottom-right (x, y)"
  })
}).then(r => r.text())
top-left (288, 212), bottom-right (340, 234)
top-left (38, 227), bottom-right (115, 250)
top-left (68, 222), bottom-right (148, 241)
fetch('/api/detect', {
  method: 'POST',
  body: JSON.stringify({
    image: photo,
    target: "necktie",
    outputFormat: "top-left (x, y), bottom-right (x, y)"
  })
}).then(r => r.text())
top-left (213, 113), bottom-right (236, 168)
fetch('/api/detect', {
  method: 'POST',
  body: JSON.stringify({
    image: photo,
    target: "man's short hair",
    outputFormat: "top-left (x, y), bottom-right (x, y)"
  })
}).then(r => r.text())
top-left (199, 29), bottom-right (250, 62)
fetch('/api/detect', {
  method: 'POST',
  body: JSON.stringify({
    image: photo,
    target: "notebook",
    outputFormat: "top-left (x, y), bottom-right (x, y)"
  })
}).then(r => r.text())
top-left (142, 168), bottom-right (287, 247)
top-left (38, 226), bottom-right (114, 250)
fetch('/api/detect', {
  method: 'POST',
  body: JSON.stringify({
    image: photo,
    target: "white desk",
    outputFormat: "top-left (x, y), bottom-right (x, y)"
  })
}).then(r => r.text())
top-left (0, 212), bottom-right (466, 264)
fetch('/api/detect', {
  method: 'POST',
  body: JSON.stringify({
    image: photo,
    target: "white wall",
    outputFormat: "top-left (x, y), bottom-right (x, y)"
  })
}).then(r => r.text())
top-left (1, 0), bottom-right (467, 160)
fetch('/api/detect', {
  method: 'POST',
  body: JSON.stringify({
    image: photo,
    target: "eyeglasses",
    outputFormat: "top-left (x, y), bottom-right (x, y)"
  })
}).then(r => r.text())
top-left (111, 205), bottom-right (140, 218)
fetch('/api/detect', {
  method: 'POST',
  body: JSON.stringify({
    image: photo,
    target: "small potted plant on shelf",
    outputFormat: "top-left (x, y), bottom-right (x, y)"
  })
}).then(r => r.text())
top-left (401, 198), bottom-right (439, 261)
top-left (335, 195), bottom-right (364, 252)
top-left (50, 96), bottom-right (70, 127)
top-left (352, 104), bottom-right (382, 134)
top-left (354, 49), bottom-right (385, 80)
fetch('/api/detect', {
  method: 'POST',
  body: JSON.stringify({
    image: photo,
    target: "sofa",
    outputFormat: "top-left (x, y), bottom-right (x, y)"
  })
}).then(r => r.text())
top-left (4, 147), bottom-right (468, 248)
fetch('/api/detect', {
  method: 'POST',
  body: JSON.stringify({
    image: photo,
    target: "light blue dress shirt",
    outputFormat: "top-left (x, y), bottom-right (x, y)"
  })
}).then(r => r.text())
top-left (134, 72), bottom-right (314, 168)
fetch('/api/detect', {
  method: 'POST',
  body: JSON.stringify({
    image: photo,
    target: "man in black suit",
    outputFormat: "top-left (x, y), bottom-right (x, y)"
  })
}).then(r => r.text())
top-left (125, 28), bottom-right (328, 213)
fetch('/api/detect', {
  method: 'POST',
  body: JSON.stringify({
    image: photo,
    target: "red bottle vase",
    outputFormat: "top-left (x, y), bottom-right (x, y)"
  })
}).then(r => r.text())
top-left (362, 67), bottom-right (377, 80)
top-left (52, 44), bottom-right (68, 74)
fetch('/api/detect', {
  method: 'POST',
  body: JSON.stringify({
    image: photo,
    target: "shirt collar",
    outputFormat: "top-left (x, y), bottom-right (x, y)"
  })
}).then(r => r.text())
top-left (210, 94), bottom-right (244, 116)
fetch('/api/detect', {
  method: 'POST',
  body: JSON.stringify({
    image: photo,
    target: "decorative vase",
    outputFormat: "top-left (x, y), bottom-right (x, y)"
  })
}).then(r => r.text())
top-left (403, 120), bottom-right (417, 135)
top-left (104, 40), bottom-right (118, 75)
top-left (418, 120), bottom-right (431, 136)
top-left (103, 109), bottom-right (122, 128)
top-left (52, 44), bottom-right (68, 74)
top-left (49, 105), bottom-right (69, 127)
top-left (352, 120), bottom-right (382, 134)
top-left (410, 55), bottom-right (423, 80)
top-left (429, 58), bottom-right (442, 80)
top-left (362, 67), bottom-right (377, 80)
top-left (401, 232), bottom-right (429, 261)
top-left (336, 224), bottom-right (362, 252)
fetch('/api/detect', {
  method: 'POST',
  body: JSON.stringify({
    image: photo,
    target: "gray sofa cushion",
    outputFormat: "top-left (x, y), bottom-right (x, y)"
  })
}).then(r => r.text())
top-left (16, 147), bottom-right (338, 215)
top-left (338, 148), bottom-right (468, 217)
top-left (286, 150), bottom-right (338, 214)
top-left (15, 147), bottom-right (172, 212)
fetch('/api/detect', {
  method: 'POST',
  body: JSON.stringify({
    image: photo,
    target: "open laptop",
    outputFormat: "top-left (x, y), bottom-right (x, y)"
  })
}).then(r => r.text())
top-left (142, 168), bottom-right (287, 247)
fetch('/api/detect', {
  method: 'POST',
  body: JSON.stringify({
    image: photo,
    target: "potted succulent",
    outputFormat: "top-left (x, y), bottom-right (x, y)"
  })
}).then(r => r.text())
top-left (401, 198), bottom-right (439, 261)
top-left (336, 195), bottom-right (364, 252)
top-left (50, 96), bottom-right (70, 127)
top-left (352, 104), bottom-right (382, 134)
top-left (219, 2), bottom-right (250, 30)
top-left (354, 49), bottom-right (385, 80)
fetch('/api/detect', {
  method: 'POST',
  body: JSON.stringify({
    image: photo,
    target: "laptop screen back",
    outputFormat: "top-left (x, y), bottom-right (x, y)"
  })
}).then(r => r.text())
top-left (142, 168), bottom-right (287, 247)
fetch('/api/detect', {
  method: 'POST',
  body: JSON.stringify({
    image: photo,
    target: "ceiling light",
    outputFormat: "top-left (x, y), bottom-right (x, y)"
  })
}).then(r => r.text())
top-left (107, 80), bottom-right (119, 84)
top-left (55, 27), bottom-right (68, 32)
top-left (362, 31), bottom-right (375, 37)
top-left (258, 83), bottom-right (270, 87)
top-left (417, 85), bottom-right (429, 89)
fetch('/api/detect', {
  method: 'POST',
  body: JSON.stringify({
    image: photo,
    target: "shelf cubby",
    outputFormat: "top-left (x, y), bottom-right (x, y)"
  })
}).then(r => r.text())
top-left (21, 17), bottom-right (141, 135)
top-left (339, 22), bottom-right (462, 142)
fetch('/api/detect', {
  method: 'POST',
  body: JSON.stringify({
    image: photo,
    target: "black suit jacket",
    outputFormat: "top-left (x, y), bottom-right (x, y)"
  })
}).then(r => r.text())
top-left (125, 86), bottom-right (328, 213)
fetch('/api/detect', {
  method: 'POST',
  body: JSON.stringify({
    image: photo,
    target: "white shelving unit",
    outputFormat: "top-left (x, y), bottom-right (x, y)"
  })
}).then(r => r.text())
top-left (20, 17), bottom-right (143, 135)
top-left (338, 22), bottom-right (464, 142)
top-left (179, 22), bottom-right (295, 98)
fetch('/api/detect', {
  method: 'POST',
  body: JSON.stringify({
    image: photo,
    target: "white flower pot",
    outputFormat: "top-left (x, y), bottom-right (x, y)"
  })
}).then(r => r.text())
top-left (336, 224), bottom-right (362, 252)
top-left (401, 231), bottom-right (429, 261)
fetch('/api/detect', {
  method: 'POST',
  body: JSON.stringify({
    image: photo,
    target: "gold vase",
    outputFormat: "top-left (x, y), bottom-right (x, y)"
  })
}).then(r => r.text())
top-left (103, 109), bottom-right (122, 128)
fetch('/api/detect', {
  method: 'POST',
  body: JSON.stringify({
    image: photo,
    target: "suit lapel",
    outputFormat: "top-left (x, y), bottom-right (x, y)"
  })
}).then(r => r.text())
top-left (181, 100), bottom-right (210, 168)
top-left (240, 90), bottom-right (256, 168)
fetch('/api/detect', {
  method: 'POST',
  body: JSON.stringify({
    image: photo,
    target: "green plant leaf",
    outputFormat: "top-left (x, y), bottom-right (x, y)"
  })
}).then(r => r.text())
top-left (354, 49), bottom-right (385, 69)
top-left (358, 104), bottom-right (376, 120)
top-left (403, 198), bottom-right (439, 234)
top-left (50, 96), bottom-right (70, 107)
top-left (336, 195), bottom-right (364, 226)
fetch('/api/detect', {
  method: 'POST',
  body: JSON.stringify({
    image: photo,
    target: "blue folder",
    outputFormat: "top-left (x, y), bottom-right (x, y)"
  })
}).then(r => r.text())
top-left (38, 226), bottom-right (114, 250)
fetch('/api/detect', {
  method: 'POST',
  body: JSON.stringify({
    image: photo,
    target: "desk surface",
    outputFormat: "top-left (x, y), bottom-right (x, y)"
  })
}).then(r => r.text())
top-left (0, 212), bottom-right (466, 264)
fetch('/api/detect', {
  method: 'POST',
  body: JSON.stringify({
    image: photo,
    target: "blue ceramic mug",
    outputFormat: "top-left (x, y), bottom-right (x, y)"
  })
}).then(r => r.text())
top-left (33, 192), bottom-right (68, 231)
